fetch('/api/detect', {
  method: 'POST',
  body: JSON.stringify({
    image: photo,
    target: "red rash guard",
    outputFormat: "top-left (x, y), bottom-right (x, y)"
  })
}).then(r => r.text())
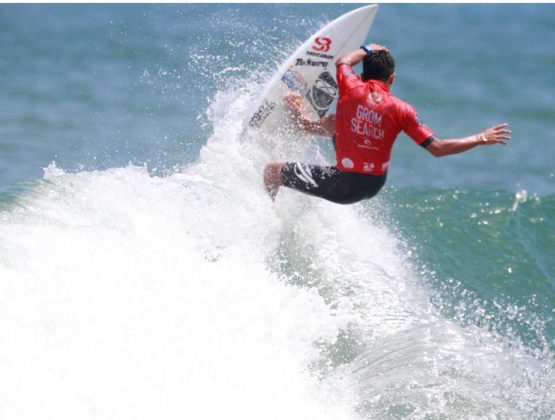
top-left (335, 64), bottom-right (433, 175)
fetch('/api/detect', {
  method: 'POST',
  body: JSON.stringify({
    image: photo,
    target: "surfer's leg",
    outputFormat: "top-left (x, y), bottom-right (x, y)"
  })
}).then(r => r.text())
top-left (280, 163), bottom-right (387, 204)
top-left (263, 163), bottom-right (284, 201)
top-left (280, 163), bottom-right (349, 203)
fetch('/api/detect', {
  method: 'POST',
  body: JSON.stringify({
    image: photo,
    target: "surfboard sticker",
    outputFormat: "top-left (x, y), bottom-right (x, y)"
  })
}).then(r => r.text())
top-left (248, 99), bottom-right (277, 128)
top-left (281, 66), bottom-right (309, 95)
top-left (305, 71), bottom-right (338, 117)
top-left (294, 57), bottom-right (330, 69)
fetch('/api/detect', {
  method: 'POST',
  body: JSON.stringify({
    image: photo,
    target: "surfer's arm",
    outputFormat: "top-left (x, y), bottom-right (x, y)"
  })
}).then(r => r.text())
top-left (335, 43), bottom-right (387, 67)
top-left (423, 124), bottom-right (511, 157)
top-left (284, 93), bottom-right (335, 137)
top-left (298, 114), bottom-right (335, 137)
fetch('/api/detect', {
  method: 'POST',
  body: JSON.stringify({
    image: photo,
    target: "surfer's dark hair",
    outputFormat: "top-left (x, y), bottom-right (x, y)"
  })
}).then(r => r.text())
top-left (362, 50), bottom-right (395, 82)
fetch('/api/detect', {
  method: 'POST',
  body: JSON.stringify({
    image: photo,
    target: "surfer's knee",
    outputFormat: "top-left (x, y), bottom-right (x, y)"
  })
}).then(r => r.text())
top-left (264, 163), bottom-right (283, 200)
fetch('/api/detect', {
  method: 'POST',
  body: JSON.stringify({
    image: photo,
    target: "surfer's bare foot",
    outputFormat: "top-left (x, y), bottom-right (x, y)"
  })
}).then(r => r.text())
top-left (263, 163), bottom-right (283, 201)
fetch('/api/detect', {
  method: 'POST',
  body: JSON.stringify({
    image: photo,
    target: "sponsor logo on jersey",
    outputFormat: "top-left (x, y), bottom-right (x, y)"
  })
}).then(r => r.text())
top-left (341, 157), bottom-right (354, 169)
top-left (358, 139), bottom-right (379, 151)
top-left (368, 91), bottom-right (383, 105)
top-left (363, 162), bottom-right (375, 173)
top-left (312, 36), bottom-right (332, 53)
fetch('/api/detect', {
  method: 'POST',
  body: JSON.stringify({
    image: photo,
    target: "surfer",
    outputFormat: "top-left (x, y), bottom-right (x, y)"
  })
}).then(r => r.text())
top-left (263, 44), bottom-right (511, 204)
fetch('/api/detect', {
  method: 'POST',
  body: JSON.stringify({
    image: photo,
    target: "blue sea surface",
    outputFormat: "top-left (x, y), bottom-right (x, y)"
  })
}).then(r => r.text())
top-left (0, 4), bottom-right (553, 418)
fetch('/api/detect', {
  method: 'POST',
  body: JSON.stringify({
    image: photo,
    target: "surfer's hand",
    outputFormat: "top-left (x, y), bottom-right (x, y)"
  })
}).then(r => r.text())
top-left (478, 123), bottom-right (511, 146)
top-left (284, 92), bottom-right (306, 118)
top-left (283, 92), bottom-right (332, 136)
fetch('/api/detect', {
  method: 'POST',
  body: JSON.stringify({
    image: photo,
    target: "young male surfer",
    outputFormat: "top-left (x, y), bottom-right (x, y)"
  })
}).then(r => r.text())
top-left (263, 44), bottom-right (511, 204)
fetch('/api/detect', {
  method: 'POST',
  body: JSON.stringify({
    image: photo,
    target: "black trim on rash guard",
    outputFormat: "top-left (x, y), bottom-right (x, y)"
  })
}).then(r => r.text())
top-left (420, 136), bottom-right (434, 149)
top-left (280, 163), bottom-right (387, 205)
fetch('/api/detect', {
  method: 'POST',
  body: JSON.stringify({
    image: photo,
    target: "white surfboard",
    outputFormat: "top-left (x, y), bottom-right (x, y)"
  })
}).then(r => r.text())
top-left (241, 5), bottom-right (378, 159)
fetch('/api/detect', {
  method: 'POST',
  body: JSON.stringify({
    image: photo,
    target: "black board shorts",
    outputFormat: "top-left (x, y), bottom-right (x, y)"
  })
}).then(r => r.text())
top-left (280, 162), bottom-right (387, 205)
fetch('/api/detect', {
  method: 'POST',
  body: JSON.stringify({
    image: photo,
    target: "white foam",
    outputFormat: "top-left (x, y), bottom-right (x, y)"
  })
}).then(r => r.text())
top-left (0, 159), bottom-right (363, 419)
top-left (0, 78), bottom-right (364, 418)
top-left (0, 78), bottom-right (551, 419)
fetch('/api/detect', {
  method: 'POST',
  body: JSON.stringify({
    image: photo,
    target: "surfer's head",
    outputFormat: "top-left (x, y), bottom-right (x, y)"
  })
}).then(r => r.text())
top-left (362, 50), bottom-right (395, 84)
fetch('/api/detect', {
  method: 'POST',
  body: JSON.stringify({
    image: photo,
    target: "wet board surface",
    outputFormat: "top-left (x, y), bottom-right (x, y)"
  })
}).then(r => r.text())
top-left (241, 4), bottom-right (378, 158)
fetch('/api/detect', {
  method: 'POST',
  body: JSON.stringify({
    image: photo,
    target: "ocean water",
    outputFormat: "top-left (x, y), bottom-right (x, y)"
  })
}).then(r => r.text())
top-left (0, 4), bottom-right (553, 419)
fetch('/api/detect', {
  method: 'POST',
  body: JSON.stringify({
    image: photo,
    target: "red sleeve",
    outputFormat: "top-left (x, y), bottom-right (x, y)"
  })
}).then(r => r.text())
top-left (336, 64), bottom-right (364, 95)
top-left (400, 102), bottom-right (434, 145)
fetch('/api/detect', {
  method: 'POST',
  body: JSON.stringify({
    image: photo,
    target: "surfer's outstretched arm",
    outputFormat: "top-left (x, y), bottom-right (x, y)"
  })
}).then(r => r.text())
top-left (284, 93), bottom-right (335, 137)
top-left (423, 123), bottom-right (512, 157)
